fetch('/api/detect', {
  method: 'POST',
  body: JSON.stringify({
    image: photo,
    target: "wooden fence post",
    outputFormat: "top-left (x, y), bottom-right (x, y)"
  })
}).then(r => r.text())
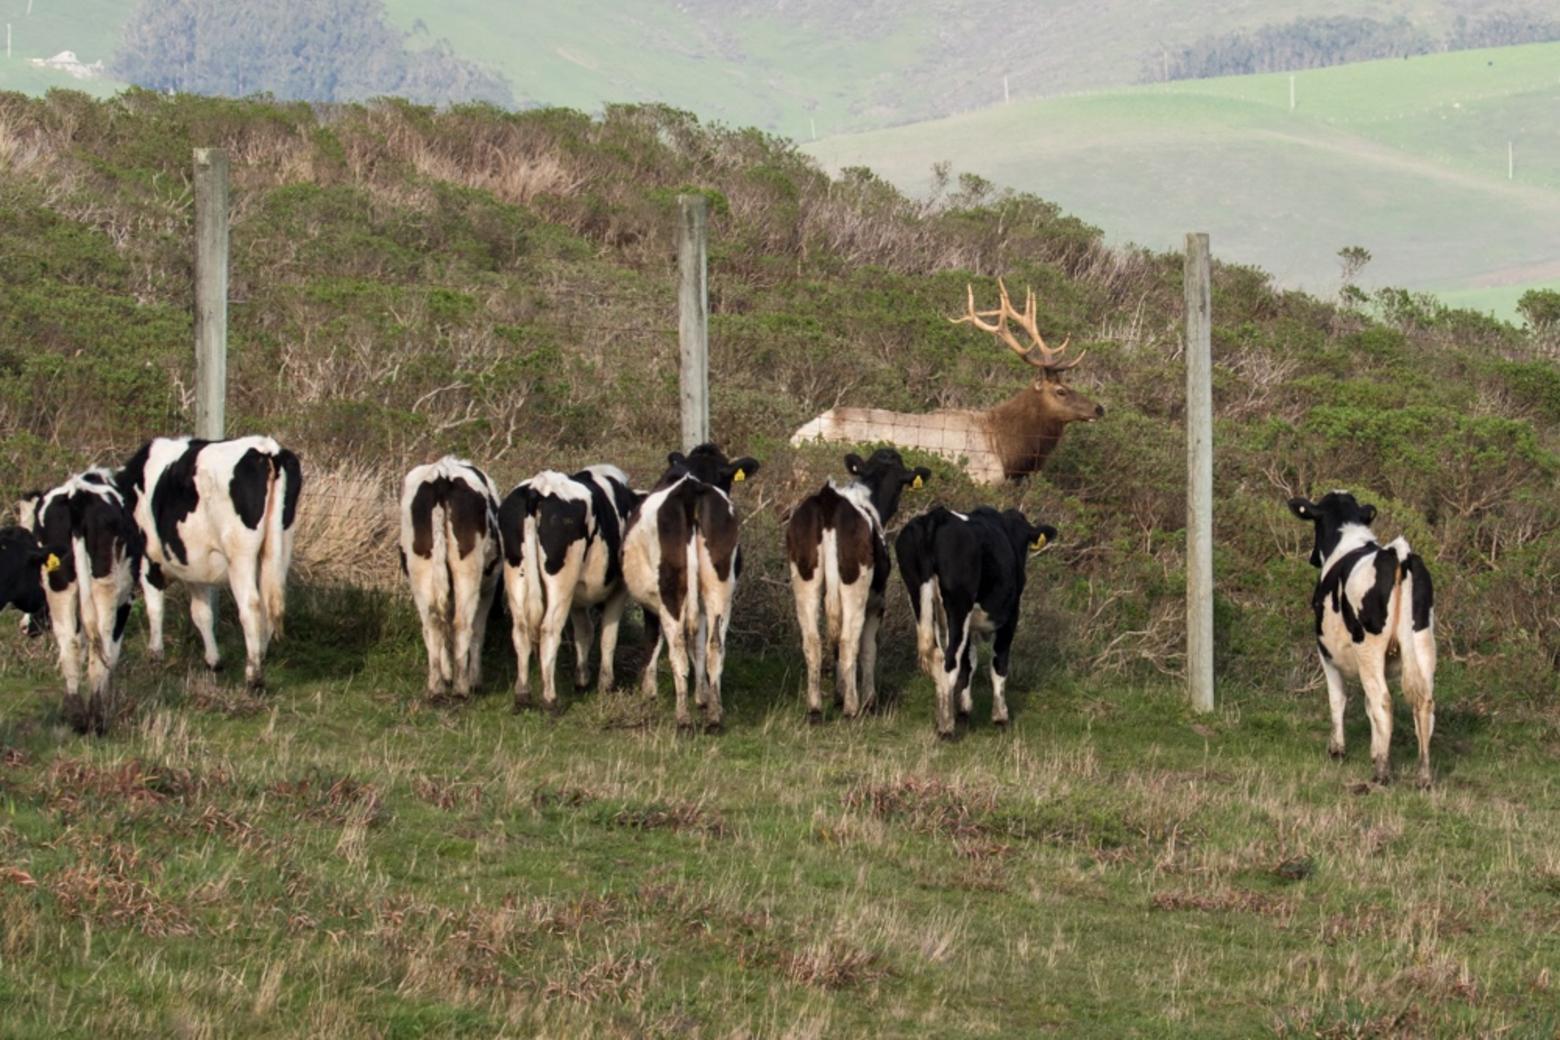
top-left (193, 148), bottom-right (229, 440)
top-left (1185, 232), bottom-right (1215, 714)
top-left (678, 194), bottom-right (709, 451)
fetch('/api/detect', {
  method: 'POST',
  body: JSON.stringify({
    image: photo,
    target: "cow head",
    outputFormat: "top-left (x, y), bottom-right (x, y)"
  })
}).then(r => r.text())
top-left (996, 508), bottom-right (1059, 560)
top-left (1288, 491), bottom-right (1376, 568)
top-left (665, 443), bottom-right (760, 493)
top-left (844, 448), bottom-right (931, 524)
top-left (0, 525), bottom-right (49, 634)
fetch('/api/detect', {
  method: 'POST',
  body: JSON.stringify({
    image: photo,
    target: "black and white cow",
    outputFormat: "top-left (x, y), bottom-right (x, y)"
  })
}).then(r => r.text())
top-left (1288, 491), bottom-right (1437, 787)
top-left (0, 525), bottom-right (48, 637)
top-left (116, 436), bottom-right (302, 690)
top-left (895, 506), bottom-right (1057, 738)
top-left (786, 448), bottom-right (930, 721)
top-left (18, 468), bottom-right (142, 732)
top-left (498, 465), bottom-right (640, 712)
top-left (399, 457), bottom-right (502, 701)
top-left (622, 444), bottom-right (759, 732)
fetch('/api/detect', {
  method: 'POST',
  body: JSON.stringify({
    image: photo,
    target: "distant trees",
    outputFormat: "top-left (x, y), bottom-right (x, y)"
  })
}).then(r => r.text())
top-left (112, 0), bottom-right (513, 107)
top-left (1143, 11), bottom-right (1560, 84)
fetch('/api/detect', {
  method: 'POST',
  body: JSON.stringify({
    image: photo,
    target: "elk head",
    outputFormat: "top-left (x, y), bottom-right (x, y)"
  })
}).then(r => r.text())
top-left (952, 280), bottom-right (1104, 426)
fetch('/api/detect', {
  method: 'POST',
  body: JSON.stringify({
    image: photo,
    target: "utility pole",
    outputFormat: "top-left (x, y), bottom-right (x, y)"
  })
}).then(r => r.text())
top-left (1184, 233), bottom-right (1214, 714)
top-left (1289, 74), bottom-right (1296, 112)
top-left (677, 194), bottom-right (709, 451)
top-left (193, 148), bottom-right (229, 440)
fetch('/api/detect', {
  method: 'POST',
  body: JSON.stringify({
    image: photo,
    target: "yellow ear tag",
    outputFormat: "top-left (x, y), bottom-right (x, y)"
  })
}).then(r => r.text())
top-left (911, 475), bottom-right (923, 489)
top-left (44, 553), bottom-right (61, 572)
top-left (733, 468), bottom-right (746, 482)
top-left (1029, 535), bottom-right (1047, 553)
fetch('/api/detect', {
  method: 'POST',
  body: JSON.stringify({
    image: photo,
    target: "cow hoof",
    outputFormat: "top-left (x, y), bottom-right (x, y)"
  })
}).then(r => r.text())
top-left (246, 678), bottom-right (266, 695)
top-left (542, 701), bottom-right (563, 718)
top-left (704, 720), bottom-right (723, 735)
top-left (511, 697), bottom-right (530, 714)
top-left (1415, 773), bottom-right (1432, 791)
top-left (1328, 746), bottom-right (1345, 761)
top-left (956, 710), bottom-right (970, 722)
top-left (936, 730), bottom-right (957, 743)
top-left (807, 710), bottom-right (823, 726)
top-left (207, 661), bottom-right (225, 674)
top-left (676, 721), bottom-right (695, 736)
top-left (574, 679), bottom-right (591, 694)
top-left (993, 718), bottom-right (1008, 730)
top-left (1372, 769), bottom-right (1392, 787)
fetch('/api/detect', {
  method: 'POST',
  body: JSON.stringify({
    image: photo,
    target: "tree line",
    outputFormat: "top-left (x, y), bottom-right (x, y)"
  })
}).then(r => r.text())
top-left (1143, 11), bottom-right (1560, 83)
top-left (112, 0), bottom-right (513, 107)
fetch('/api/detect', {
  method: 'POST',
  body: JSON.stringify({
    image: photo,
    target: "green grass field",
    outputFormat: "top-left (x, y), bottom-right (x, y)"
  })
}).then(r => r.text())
top-left (809, 42), bottom-right (1560, 316)
top-left (3, 588), bottom-right (1558, 1037)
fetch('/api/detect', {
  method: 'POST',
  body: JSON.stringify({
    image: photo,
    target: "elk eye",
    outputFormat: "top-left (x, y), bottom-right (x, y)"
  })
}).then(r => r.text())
top-left (1055, 388), bottom-right (1068, 396)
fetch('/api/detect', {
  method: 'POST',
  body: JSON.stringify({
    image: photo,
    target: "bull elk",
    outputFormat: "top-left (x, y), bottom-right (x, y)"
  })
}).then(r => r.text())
top-left (790, 281), bottom-right (1104, 483)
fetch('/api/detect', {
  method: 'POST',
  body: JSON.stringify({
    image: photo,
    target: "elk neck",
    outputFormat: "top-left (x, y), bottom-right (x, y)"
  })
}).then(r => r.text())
top-left (985, 388), bottom-right (1069, 477)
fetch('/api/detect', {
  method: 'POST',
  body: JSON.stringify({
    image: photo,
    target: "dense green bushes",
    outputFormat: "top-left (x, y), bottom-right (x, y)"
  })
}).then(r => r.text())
top-left (0, 89), bottom-right (1554, 702)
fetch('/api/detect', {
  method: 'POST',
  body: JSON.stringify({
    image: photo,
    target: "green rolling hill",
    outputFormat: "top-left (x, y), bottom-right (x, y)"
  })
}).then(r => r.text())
top-left (808, 42), bottom-right (1560, 315)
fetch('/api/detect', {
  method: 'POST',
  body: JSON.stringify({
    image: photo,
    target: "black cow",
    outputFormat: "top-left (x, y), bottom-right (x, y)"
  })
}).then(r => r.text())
top-left (18, 468), bottom-right (143, 733)
top-left (0, 525), bottom-right (48, 636)
top-left (895, 506), bottom-right (1057, 738)
top-left (621, 444), bottom-right (759, 732)
top-left (786, 448), bottom-right (930, 721)
top-left (1289, 491), bottom-right (1437, 787)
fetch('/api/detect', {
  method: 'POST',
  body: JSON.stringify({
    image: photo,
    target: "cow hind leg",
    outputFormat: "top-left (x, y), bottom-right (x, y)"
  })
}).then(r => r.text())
top-left (1321, 653), bottom-right (1348, 759)
top-left (141, 571), bottom-right (166, 662)
top-left (1359, 660), bottom-right (1394, 785)
top-left (836, 577), bottom-right (869, 719)
top-left (448, 566), bottom-right (484, 700)
top-left (189, 585), bottom-right (223, 672)
top-left (537, 578), bottom-right (574, 711)
top-left (990, 618), bottom-right (1019, 727)
top-left (858, 593), bottom-right (883, 714)
top-left (935, 598), bottom-right (974, 739)
top-left (791, 565), bottom-right (825, 722)
top-left (702, 611), bottom-right (730, 732)
top-left (226, 554), bottom-right (270, 691)
top-left (638, 611), bottom-right (665, 699)
top-left (596, 588), bottom-right (627, 692)
top-left (466, 569), bottom-right (499, 693)
top-left (506, 575), bottom-right (535, 711)
top-left (415, 597), bottom-right (448, 699)
top-left (569, 606), bottom-right (595, 692)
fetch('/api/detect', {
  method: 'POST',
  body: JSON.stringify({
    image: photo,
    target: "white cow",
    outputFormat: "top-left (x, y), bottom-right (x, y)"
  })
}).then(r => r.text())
top-left (399, 456), bottom-right (502, 701)
top-left (116, 436), bottom-right (302, 690)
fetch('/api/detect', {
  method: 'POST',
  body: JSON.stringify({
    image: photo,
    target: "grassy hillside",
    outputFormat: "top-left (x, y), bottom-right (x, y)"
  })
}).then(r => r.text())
top-left (0, 90), bottom-right (1557, 1034)
top-left (809, 42), bottom-right (1560, 313)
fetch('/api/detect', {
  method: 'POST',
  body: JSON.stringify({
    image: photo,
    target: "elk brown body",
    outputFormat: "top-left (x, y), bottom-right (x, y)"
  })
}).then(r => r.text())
top-left (790, 281), bottom-right (1104, 483)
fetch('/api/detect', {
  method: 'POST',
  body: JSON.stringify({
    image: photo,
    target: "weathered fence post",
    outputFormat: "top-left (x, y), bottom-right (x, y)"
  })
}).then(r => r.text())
top-left (193, 148), bottom-right (229, 440)
top-left (1185, 233), bottom-right (1214, 714)
top-left (678, 194), bottom-right (710, 451)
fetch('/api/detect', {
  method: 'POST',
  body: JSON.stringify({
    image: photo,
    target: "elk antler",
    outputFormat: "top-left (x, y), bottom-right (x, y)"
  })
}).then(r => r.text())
top-left (950, 279), bottom-right (1087, 373)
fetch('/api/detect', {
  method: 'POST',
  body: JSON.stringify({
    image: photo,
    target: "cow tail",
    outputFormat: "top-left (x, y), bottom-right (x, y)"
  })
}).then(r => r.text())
top-left (72, 535), bottom-right (101, 662)
top-left (1395, 553), bottom-right (1435, 709)
top-left (519, 489), bottom-right (546, 642)
top-left (821, 529), bottom-right (843, 647)
top-left (258, 449), bottom-right (298, 641)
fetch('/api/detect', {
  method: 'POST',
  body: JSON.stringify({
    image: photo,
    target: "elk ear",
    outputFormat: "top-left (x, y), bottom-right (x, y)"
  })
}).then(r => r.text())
top-left (843, 453), bottom-right (864, 475)
top-left (1359, 503), bottom-right (1377, 525)
top-left (1288, 497), bottom-right (1315, 521)
top-left (908, 466), bottom-right (931, 490)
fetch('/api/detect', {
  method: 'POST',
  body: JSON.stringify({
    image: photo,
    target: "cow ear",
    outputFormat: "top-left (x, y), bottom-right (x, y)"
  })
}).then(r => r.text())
top-left (1360, 503), bottom-right (1377, 525)
top-left (1288, 497), bottom-right (1315, 520)
top-left (726, 457), bottom-right (759, 483)
top-left (666, 452), bottom-right (686, 467)
top-left (844, 453), bottom-right (864, 475)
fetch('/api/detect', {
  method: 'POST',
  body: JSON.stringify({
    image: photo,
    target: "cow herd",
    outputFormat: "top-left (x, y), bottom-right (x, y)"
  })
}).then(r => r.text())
top-left (0, 434), bottom-right (1440, 785)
